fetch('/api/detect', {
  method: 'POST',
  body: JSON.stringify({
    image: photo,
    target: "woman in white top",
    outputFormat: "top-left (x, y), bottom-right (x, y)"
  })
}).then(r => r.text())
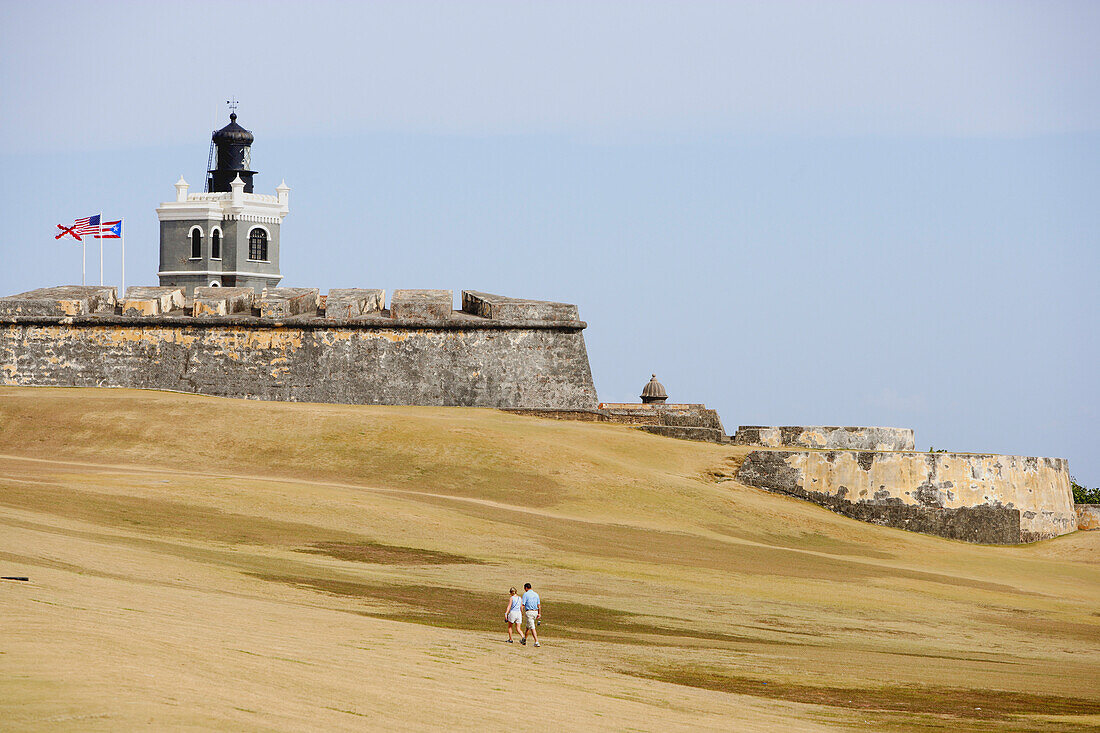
top-left (504, 587), bottom-right (523, 642)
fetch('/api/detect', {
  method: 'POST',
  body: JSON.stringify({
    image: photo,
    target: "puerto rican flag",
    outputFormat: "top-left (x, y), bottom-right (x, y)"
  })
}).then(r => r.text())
top-left (96, 219), bottom-right (122, 239)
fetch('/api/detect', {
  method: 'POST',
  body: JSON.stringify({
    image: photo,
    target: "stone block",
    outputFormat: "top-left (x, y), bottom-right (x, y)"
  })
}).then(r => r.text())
top-left (390, 289), bottom-right (452, 320)
top-left (731, 425), bottom-right (915, 451)
top-left (0, 283), bottom-right (117, 314)
top-left (598, 403), bottom-right (725, 436)
top-left (0, 286), bottom-right (117, 316)
top-left (636, 425), bottom-right (726, 443)
top-left (0, 318), bottom-right (599, 410)
top-left (193, 287), bottom-right (254, 317)
top-left (736, 449), bottom-right (1077, 543)
top-left (462, 291), bottom-right (579, 321)
top-left (1077, 504), bottom-right (1100, 531)
top-left (260, 288), bottom-right (320, 319)
top-left (326, 289), bottom-right (384, 319)
top-left (121, 286), bottom-right (184, 316)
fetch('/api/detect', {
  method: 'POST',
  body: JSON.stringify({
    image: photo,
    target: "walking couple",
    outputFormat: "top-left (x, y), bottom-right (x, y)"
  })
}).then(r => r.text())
top-left (505, 583), bottom-right (540, 647)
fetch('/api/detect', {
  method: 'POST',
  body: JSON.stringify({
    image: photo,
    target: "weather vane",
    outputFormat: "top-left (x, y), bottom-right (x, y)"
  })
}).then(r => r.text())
top-left (226, 96), bottom-right (239, 114)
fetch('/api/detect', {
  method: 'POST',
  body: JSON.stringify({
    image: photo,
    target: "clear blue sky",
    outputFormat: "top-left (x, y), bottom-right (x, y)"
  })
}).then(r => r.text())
top-left (2, 1), bottom-right (1097, 484)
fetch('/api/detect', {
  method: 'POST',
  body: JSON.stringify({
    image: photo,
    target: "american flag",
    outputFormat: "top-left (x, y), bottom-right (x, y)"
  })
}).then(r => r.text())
top-left (72, 215), bottom-right (101, 236)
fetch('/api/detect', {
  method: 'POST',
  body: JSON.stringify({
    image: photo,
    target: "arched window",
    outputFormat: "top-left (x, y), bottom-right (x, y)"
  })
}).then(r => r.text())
top-left (248, 227), bottom-right (268, 261)
top-left (208, 280), bottom-right (221, 288)
top-left (211, 228), bottom-right (222, 260)
top-left (189, 226), bottom-right (203, 259)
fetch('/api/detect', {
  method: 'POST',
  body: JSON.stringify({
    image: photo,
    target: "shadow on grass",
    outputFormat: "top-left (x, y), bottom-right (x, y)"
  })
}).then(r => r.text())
top-left (0, 486), bottom-right (483, 566)
top-left (296, 541), bottom-right (478, 565)
top-left (250, 573), bottom-right (797, 648)
top-left (623, 665), bottom-right (1100, 727)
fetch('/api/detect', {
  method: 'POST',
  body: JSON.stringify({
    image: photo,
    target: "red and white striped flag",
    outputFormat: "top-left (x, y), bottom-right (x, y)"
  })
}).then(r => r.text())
top-left (72, 215), bottom-right (101, 236)
top-left (55, 214), bottom-right (100, 241)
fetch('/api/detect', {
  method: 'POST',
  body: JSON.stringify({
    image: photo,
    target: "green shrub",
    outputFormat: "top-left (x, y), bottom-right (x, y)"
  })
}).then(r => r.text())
top-left (1071, 477), bottom-right (1100, 504)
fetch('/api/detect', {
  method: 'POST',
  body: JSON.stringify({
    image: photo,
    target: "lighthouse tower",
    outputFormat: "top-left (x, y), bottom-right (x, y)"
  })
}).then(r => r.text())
top-left (156, 112), bottom-right (289, 294)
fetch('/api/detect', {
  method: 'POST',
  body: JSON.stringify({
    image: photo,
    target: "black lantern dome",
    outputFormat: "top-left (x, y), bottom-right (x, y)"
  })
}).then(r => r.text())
top-left (212, 113), bottom-right (254, 146)
top-left (640, 374), bottom-right (668, 404)
top-left (208, 113), bottom-right (257, 193)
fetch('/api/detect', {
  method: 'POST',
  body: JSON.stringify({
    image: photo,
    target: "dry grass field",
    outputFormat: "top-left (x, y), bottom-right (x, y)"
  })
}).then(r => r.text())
top-left (1, 386), bottom-right (1098, 731)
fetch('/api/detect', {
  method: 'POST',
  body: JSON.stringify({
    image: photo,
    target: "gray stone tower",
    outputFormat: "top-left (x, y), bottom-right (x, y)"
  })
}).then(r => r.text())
top-left (156, 113), bottom-right (288, 295)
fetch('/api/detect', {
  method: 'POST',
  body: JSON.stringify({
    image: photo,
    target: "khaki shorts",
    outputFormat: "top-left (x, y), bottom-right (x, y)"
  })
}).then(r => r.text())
top-left (525, 609), bottom-right (539, 629)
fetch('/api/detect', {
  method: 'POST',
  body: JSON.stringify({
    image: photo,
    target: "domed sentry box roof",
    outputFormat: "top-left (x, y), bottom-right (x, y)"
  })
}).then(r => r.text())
top-left (640, 374), bottom-right (668, 404)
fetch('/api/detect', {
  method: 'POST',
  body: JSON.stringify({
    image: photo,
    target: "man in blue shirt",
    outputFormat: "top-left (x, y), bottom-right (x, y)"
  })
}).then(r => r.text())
top-left (519, 582), bottom-right (541, 647)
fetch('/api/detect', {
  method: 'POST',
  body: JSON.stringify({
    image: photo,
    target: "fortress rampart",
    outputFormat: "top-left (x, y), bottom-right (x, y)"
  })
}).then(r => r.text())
top-left (737, 449), bottom-right (1076, 543)
top-left (2, 286), bottom-right (1082, 546)
top-left (0, 287), bottom-right (597, 409)
top-left (16, 111), bottom-right (1080, 548)
top-left (732, 425), bottom-right (915, 451)
top-left (1077, 505), bottom-right (1100, 531)
top-left (506, 403), bottom-right (726, 443)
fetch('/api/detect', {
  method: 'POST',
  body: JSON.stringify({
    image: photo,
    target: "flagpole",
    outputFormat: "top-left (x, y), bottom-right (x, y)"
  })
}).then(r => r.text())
top-left (99, 210), bottom-right (104, 286)
top-left (82, 238), bottom-right (86, 286)
top-left (120, 222), bottom-right (126, 296)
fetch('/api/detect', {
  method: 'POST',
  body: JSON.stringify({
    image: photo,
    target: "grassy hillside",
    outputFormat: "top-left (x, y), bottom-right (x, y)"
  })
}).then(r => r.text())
top-left (0, 387), bottom-right (1097, 731)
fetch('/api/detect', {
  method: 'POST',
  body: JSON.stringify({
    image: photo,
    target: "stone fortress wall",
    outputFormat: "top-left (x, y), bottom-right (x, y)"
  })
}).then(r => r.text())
top-left (1077, 505), bottom-right (1100, 531)
top-left (506, 403), bottom-right (726, 443)
top-left (1, 285), bottom-right (1084, 545)
top-left (0, 286), bottom-right (597, 410)
top-left (732, 425), bottom-right (915, 451)
top-left (736, 448), bottom-right (1077, 543)
top-left (14, 111), bottom-right (1082, 548)
top-left (599, 403), bottom-right (725, 442)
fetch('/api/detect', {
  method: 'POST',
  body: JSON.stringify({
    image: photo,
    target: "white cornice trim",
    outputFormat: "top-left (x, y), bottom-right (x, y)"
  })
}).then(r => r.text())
top-left (223, 213), bottom-right (283, 223)
top-left (158, 270), bottom-right (283, 279)
top-left (157, 189), bottom-right (289, 223)
top-left (156, 203), bottom-right (224, 221)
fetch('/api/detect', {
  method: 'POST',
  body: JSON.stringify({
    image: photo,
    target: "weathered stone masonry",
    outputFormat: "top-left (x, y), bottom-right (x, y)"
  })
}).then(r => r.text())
top-left (737, 449), bottom-right (1076, 543)
top-left (732, 425), bottom-right (915, 451)
top-left (506, 403), bottom-right (727, 442)
top-left (0, 289), bottom-right (598, 410)
top-left (1077, 504), bottom-right (1100, 531)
